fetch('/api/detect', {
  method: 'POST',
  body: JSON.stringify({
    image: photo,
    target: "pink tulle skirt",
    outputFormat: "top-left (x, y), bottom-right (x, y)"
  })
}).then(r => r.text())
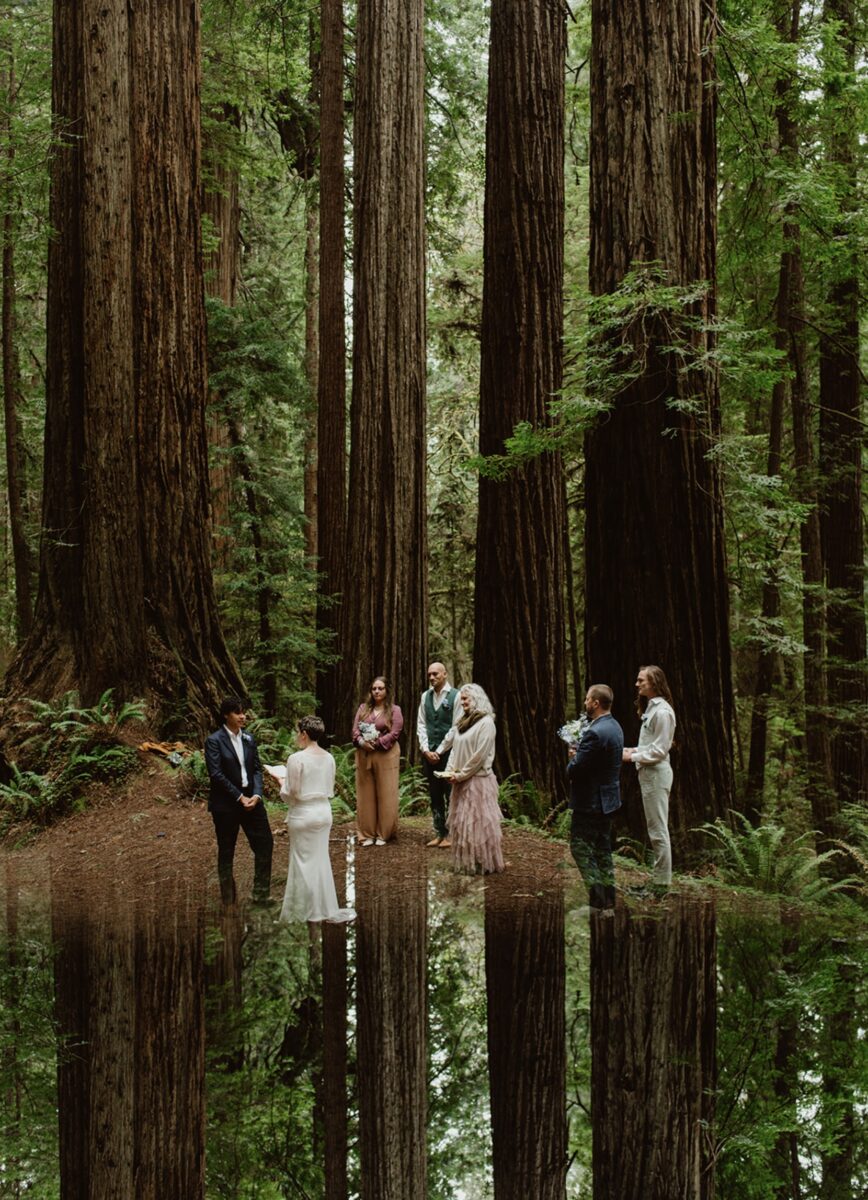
top-left (449, 773), bottom-right (504, 874)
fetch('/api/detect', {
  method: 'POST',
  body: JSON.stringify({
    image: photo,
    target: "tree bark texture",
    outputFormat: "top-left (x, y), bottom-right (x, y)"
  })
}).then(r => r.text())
top-left (355, 842), bottom-right (427, 1198)
top-left (339, 0), bottom-right (427, 737)
top-left (1, 59), bottom-right (33, 640)
top-left (52, 890), bottom-right (206, 1199)
top-left (7, 0), bottom-right (244, 727)
top-left (586, 0), bottom-right (733, 850)
top-left (322, 837), bottom-right (349, 1199)
top-left (818, 0), bottom-right (867, 816)
top-left (484, 868), bottom-right (567, 1199)
top-left (590, 897), bottom-right (717, 1199)
top-left (473, 0), bottom-right (568, 801)
top-left (315, 0), bottom-right (347, 737)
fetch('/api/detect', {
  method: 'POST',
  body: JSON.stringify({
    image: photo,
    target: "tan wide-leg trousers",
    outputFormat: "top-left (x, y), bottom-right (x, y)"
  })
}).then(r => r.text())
top-left (355, 743), bottom-right (400, 842)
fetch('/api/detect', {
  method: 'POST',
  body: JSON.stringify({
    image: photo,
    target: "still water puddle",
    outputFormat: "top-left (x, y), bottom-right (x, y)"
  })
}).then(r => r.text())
top-left (0, 837), bottom-right (864, 1197)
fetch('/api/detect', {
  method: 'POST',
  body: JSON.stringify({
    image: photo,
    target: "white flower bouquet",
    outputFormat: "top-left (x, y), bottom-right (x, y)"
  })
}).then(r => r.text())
top-left (359, 721), bottom-right (378, 745)
top-left (557, 716), bottom-right (589, 747)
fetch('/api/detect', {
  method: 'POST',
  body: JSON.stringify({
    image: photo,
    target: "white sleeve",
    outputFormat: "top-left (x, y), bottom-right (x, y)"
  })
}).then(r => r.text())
top-left (416, 694), bottom-right (429, 752)
top-left (632, 708), bottom-right (676, 765)
top-left (280, 754), bottom-right (302, 801)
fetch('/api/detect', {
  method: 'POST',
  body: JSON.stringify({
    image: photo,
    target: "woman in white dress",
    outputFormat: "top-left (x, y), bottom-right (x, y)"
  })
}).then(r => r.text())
top-left (280, 716), bottom-right (354, 924)
top-left (440, 684), bottom-right (504, 875)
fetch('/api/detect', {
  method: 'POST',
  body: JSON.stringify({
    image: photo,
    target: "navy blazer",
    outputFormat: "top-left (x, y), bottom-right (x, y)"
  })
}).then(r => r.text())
top-left (566, 712), bottom-right (624, 815)
top-left (205, 726), bottom-right (264, 813)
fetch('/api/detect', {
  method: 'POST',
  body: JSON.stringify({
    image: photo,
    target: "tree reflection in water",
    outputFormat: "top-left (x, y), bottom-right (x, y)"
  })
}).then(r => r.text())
top-left (2, 844), bottom-right (866, 1197)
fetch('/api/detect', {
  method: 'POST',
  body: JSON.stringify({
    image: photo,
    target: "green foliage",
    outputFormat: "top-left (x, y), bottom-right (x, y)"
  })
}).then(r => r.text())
top-left (497, 774), bottom-right (548, 825)
top-left (699, 813), bottom-right (851, 903)
top-left (0, 690), bottom-right (143, 836)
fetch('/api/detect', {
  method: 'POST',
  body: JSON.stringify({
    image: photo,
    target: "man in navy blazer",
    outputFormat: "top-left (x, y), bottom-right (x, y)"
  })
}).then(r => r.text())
top-left (566, 684), bottom-right (624, 909)
top-left (205, 696), bottom-right (273, 905)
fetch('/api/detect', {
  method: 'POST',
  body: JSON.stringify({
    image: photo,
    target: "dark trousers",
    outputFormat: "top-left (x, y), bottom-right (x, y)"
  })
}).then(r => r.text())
top-left (212, 800), bottom-right (274, 904)
top-left (423, 755), bottom-right (451, 838)
top-left (570, 810), bottom-right (615, 909)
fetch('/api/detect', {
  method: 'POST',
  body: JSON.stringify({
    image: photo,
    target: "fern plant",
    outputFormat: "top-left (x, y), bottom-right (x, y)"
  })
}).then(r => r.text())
top-left (699, 813), bottom-right (851, 903)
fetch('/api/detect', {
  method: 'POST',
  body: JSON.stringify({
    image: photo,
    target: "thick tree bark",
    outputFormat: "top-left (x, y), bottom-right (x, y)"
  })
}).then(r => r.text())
top-left (315, 0), bottom-right (347, 737)
top-left (590, 897), bottom-right (717, 1199)
top-left (484, 867), bottom-right (567, 1199)
top-left (5, 0), bottom-right (244, 728)
top-left (818, 0), bottom-right (867, 819)
top-left (473, 0), bottom-right (568, 800)
top-left (339, 0), bottom-right (427, 736)
top-left (304, 185), bottom-right (319, 577)
top-left (0, 59), bottom-right (33, 641)
top-left (586, 0), bottom-right (732, 850)
top-left (355, 843), bottom-right (427, 1198)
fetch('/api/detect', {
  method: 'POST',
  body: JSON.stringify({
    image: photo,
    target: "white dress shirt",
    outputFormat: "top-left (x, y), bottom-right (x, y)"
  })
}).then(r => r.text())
top-left (631, 697), bottom-right (676, 768)
top-left (225, 725), bottom-right (249, 788)
top-left (416, 683), bottom-right (461, 754)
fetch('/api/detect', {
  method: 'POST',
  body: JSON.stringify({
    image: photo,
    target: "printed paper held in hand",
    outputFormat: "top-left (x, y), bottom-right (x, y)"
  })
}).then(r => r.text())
top-left (264, 764), bottom-right (287, 782)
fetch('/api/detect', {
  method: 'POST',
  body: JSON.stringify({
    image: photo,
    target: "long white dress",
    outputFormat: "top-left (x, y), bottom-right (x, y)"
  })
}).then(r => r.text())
top-left (279, 748), bottom-right (354, 923)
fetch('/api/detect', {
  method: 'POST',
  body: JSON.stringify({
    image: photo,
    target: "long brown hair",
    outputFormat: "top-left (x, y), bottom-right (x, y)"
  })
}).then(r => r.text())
top-left (635, 665), bottom-right (674, 716)
top-left (360, 676), bottom-right (394, 729)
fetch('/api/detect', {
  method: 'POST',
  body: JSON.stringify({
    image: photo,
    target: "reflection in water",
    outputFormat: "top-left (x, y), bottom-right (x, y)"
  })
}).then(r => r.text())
top-left (590, 897), bottom-right (716, 1200)
top-left (355, 841), bottom-right (428, 1199)
top-left (3, 841), bottom-right (866, 1197)
top-left (485, 866), bottom-right (567, 1199)
top-left (52, 884), bottom-right (206, 1198)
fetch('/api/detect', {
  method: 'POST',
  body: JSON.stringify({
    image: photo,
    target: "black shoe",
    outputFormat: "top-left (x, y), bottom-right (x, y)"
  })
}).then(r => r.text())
top-left (251, 896), bottom-right (277, 909)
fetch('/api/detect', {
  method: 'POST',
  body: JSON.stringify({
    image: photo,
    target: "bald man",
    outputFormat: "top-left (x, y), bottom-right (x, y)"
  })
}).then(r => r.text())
top-left (416, 662), bottom-right (460, 847)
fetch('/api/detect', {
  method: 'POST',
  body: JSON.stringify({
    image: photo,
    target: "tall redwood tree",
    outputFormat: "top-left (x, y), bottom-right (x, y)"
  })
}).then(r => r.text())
top-left (585, 0), bottom-right (733, 849)
top-left (338, 0), bottom-right (427, 731)
top-left (5, 0), bottom-right (244, 726)
top-left (473, 0), bottom-right (568, 800)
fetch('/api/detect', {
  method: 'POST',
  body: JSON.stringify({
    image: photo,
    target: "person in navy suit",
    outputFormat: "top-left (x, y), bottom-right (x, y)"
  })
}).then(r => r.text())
top-left (205, 696), bottom-right (273, 905)
top-left (566, 684), bottom-right (624, 909)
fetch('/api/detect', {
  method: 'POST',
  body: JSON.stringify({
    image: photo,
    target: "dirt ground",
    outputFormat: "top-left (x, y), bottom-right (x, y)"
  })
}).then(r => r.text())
top-left (2, 752), bottom-right (577, 915)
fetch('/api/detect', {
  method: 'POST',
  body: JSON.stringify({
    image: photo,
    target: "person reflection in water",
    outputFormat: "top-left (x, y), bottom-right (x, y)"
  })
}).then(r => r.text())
top-left (205, 696), bottom-right (273, 906)
top-left (279, 716), bottom-right (354, 924)
top-left (566, 684), bottom-right (624, 910)
top-left (438, 683), bottom-right (504, 874)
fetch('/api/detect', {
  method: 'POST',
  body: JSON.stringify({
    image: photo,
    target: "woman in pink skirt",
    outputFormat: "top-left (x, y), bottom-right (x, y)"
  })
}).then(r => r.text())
top-left (439, 683), bottom-right (504, 874)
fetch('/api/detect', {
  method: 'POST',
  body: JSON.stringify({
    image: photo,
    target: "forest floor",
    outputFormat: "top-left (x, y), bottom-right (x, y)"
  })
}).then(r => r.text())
top-left (1, 753), bottom-right (581, 915)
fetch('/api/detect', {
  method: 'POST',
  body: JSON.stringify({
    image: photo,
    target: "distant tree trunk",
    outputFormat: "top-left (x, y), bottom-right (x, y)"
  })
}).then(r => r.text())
top-left (820, 940), bottom-right (857, 1200)
top-left (339, 0), bottom-right (427, 736)
top-left (2, 859), bottom-right (23, 1193)
top-left (315, 0), bottom-right (347, 735)
top-left (5, 0), bottom-right (244, 728)
top-left (355, 843), bottom-right (427, 1198)
top-left (818, 0), bottom-right (867, 821)
top-left (485, 868), bottom-right (567, 1199)
top-left (304, 186), bottom-right (319, 577)
top-left (202, 102), bottom-right (241, 570)
top-left (586, 0), bottom-right (732, 851)
top-left (473, 0), bottom-right (567, 800)
top-left (227, 417), bottom-right (277, 713)
top-left (590, 898), bottom-right (717, 1199)
top-left (0, 59), bottom-right (33, 641)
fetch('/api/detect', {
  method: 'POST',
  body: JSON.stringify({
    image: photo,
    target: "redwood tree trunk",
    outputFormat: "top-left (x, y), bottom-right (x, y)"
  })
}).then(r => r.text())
top-left (6, 0), bottom-right (244, 727)
top-left (339, 0), bottom-right (427, 735)
top-left (484, 867), bottom-right (567, 1199)
top-left (315, 0), bottom-right (347, 736)
top-left (473, 0), bottom-right (568, 801)
top-left (590, 898), bottom-right (717, 1199)
top-left (586, 0), bottom-right (732, 850)
top-left (1, 59), bottom-right (33, 641)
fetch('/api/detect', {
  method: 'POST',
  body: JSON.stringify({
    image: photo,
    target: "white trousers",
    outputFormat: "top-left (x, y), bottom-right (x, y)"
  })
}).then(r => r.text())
top-left (638, 763), bottom-right (673, 884)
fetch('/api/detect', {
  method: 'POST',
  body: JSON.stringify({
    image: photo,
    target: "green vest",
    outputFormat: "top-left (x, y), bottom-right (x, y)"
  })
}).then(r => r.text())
top-left (424, 686), bottom-right (458, 749)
